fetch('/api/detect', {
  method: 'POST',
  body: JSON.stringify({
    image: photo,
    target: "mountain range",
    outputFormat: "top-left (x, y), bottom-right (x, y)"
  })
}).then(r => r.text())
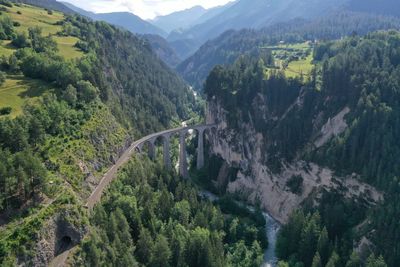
top-left (164, 0), bottom-right (350, 56)
top-left (160, 0), bottom-right (400, 59)
top-left (142, 34), bottom-right (181, 67)
top-left (61, 1), bottom-right (167, 37)
top-left (178, 10), bottom-right (400, 90)
top-left (150, 5), bottom-right (208, 34)
top-left (58, 0), bottom-right (400, 61)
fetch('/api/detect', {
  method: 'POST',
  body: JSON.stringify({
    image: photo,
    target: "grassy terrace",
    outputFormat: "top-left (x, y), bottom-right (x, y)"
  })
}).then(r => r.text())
top-left (0, 3), bottom-right (84, 59)
top-left (7, 4), bottom-right (63, 35)
top-left (262, 42), bottom-right (314, 79)
top-left (0, 3), bottom-right (84, 117)
top-left (0, 74), bottom-right (53, 117)
top-left (286, 54), bottom-right (313, 78)
top-left (53, 35), bottom-right (83, 59)
top-left (0, 40), bottom-right (14, 57)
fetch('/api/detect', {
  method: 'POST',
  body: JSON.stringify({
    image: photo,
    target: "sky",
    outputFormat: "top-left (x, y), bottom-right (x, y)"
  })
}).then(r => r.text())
top-left (61, 0), bottom-right (236, 20)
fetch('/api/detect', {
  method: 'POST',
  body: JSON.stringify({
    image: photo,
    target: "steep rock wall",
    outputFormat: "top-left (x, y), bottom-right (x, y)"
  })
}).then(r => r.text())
top-left (206, 100), bottom-right (382, 223)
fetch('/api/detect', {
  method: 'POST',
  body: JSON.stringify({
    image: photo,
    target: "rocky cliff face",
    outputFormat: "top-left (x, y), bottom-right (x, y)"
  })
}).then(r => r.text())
top-left (206, 99), bottom-right (382, 223)
top-left (30, 209), bottom-right (88, 266)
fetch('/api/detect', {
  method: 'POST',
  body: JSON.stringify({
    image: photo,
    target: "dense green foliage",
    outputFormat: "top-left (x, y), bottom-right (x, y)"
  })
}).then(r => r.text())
top-left (311, 32), bottom-right (400, 189)
top-left (286, 175), bottom-right (303, 195)
top-left (204, 31), bottom-right (400, 266)
top-left (206, 31), bottom-right (400, 189)
top-left (276, 208), bottom-right (389, 267)
top-left (0, 70), bottom-right (5, 84)
top-left (0, 148), bottom-right (46, 210)
top-left (79, 156), bottom-right (265, 267)
top-left (0, 15), bottom-right (15, 40)
top-left (0, 22), bottom-right (100, 212)
top-left (276, 187), bottom-right (372, 267)
top-left (0, 93), bottom-right (105, 211)
top-left (369, 184), bottom-right (400, 267)
top-left (0, 106), bottom-right (11, 115)
top-left (63, 16), bottom-right (195, 133)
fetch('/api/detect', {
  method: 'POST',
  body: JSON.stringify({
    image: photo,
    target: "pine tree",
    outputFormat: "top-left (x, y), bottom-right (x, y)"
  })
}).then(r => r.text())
top-left (326, 251), bottom-right (339, 267)
top-left (345, 251), bottom-right (361, 267)
top-left (150, 234), bottom-right (171, 267)
top-left (299, 213), bottom-right (321, 266)
top-left (135, 228), bottom-right (154, 265)
top-left (366, 254), bottom-right (388, 267)
top-left (311, 252), bottom-right (322, 267)
top-left (317, 227), bottom-right (330, 265)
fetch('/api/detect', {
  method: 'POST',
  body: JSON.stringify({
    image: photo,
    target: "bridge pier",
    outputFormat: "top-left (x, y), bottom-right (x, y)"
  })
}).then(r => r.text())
top-left (136, 143), bottom-right (143, 154)
top-left (148, 138), bottom-right (156, 160)
top-left (179, 130), bottom-right (189, 178)
top-left (163, 134), bottom-right (171, 170)
top-left (196, 128), bottom-right (205, 170)
top-left (132, 124), bottom-right (216, 178)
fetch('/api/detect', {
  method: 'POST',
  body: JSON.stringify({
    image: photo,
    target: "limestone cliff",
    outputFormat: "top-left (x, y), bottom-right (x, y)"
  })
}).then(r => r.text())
top-left (206, 99), bottom-right (382, 224)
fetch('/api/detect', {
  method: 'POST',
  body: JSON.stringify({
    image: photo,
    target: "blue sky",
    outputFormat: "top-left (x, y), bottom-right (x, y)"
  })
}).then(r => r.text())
top-left (61, 0), bottom-right (235, 19)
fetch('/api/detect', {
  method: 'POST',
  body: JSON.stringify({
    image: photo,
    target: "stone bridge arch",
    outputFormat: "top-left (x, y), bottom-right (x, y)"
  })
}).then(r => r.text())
top-left (132, 124), bottom-right (217, 179)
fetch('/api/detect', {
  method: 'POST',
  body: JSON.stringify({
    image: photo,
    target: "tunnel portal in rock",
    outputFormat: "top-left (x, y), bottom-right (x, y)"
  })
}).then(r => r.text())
top-left (56, 236), bottom-right (73, 255)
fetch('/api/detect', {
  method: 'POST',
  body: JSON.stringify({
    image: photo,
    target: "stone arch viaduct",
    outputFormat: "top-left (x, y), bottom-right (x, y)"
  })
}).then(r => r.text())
top-left (133, 124), bottom-right (217, 178)
top-left (53, 124), bottom-right (217, 267)
top-left (85, 124), bottom-right (217, 210)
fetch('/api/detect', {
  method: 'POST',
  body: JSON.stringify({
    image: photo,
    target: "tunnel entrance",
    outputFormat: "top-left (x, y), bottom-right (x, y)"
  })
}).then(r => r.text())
top-left (56, 236), bottom-right (72, 255)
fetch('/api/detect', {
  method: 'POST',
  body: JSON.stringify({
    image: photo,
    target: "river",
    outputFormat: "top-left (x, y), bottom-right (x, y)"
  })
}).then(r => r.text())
top-left (262, 212), bottom-right (280, 267)
top-left (181, 115), bottom-right (281, 266)
top-left (199, 191), bottom-right (281, 267)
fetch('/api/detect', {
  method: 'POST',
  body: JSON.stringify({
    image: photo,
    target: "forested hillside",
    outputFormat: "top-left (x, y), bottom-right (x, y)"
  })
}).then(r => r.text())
top-left (142, 34), bottom-right (181, 67)
top-left (179, 11), bottom-right (400, 90)
top-left (204, 31), bottom-right (400, 266)
top-left (67, 15), bottom-right (194, 134)
top-left (77, 156), bottom-right (266, 267)
top-left (348, 0), bottom-right (400, 17)
top-left (0, 1), bottom-right (195, 265)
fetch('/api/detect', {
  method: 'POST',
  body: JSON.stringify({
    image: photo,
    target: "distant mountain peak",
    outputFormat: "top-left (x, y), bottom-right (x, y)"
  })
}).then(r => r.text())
top-left (62, 2), bottom-right (167, 37)
top-left (150, 5), bottom-right (209, 33)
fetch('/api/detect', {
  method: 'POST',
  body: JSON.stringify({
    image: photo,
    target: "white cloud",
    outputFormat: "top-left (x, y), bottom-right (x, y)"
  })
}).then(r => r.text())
top-left (62, 0), bottom-right (235, 19)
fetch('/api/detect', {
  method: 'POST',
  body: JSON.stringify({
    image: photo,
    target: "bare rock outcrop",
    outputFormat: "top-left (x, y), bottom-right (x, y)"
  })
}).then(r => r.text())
top-left (27, 210), bottom-right (88, 267)
top-left (314, 107), bottom-right (350, 148)
top-left (206, 100), bottom-right (382, 224)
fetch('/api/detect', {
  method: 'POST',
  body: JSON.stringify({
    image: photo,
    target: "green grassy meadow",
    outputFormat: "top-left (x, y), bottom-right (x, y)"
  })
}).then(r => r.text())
top-left (7, 4), bottom-right (63, 35)
top-left (0, 40), bottom-right (14, 57)
top-left (52, 36), bottom-right (83, 59)
top-left (0, 74), bottom-right (53, 117)
top-left (262, 42), bottom-right (314, 79)
top-left (0, 3), bottom-right (84, 116)
top-left (285, 54), bottom-right (314, 78)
